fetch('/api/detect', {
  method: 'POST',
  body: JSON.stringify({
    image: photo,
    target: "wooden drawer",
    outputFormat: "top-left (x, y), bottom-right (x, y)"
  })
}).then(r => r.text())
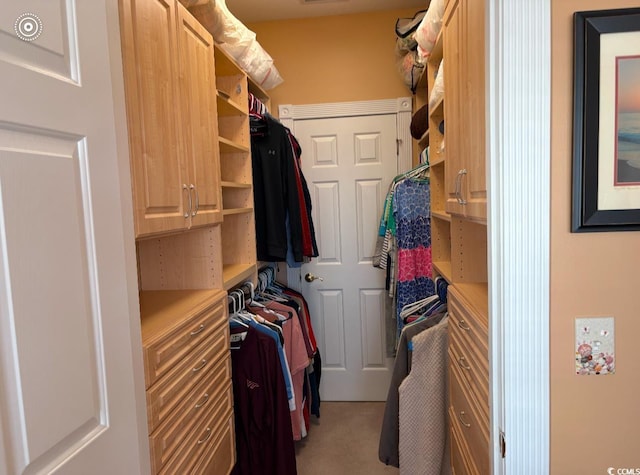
top-left (450, 407), bottom-right (481, 475)
top-left (149, 355), bottom-right (232, 473)
top-left (159, 390), bottom-right (234, 475)
top-left (143, 296), bottom-right (226, 388)
top-left (449, 288), bottom-right (488, 361)
top-left (191, 415), bottom-right (235, 475)
top-left (147, 321), bottom-right (229, 432)
top-left (449, 330), bottom-right (489, 421)
top-left (450, 357), bottom-right (489, 474)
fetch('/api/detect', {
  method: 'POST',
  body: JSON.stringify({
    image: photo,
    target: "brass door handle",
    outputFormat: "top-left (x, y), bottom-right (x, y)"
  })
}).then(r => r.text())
top-left (304, 273), bottom-right (324, 283)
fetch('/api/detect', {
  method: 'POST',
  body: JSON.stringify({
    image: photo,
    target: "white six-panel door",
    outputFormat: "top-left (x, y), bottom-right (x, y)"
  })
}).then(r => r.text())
top-left (0, 2), bottom-right (147, 474)
top-left (294, 114), bottom-right (398, 401)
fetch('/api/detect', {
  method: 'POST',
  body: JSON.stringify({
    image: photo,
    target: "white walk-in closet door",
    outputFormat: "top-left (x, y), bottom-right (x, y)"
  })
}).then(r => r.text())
top-left (0, 2), bottom-right (146, 474)
top-left (295, 113), bottom-right (397, 401)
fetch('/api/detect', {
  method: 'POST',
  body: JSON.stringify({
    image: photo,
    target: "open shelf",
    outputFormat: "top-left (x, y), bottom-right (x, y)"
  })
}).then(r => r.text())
top-left (432, 210), bottom-right (451, 222)
top-left (217, 93), bottom-right (246, 116)
top-left (433, 261), bottom-right (453, 283)
top-left (218, 136), bottom-right (249, 153)
top-left (221, 181), bottom-right (251, 189)
top-left (139, 288), bottom-right (225, 343)
top-left (248, 77), bottom-right (269, 102)
top-left (418, 129), bottom-right (430, 149)
top-left (430, 96), bottom-right (444, 121)
top-left (223, 207), bottom-right (252, 216)
top-left (223, 263), bottom-right (257, 290)
top-left (430, 153), bottom-right (445, 167)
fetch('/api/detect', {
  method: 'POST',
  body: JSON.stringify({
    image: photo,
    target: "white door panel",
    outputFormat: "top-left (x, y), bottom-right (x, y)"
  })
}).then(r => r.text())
top-left (0, 1), bottom-right (146, 474)
top-left (295, 114), bottom-right (397, 401)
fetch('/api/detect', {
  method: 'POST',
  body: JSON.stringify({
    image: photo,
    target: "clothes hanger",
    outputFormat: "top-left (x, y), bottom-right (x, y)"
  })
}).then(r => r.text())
top-left (399, 294), bottom-right (439, 320)
top-left (229, 291), bottom-right (250, 327)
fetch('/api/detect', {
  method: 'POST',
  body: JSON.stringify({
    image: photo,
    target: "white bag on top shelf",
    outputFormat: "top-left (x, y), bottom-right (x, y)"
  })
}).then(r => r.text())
top-left (415, 0), bottom-right (446, 58)
top-left (187, 0), bottom-right (284, 89)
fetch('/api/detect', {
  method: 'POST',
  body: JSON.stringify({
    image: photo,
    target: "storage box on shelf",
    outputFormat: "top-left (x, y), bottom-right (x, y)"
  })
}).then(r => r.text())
top-left (214, 44), bottom-right (258, 290)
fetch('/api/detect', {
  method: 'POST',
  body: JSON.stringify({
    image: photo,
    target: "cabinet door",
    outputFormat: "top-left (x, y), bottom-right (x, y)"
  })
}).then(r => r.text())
top-left (120, 0), bottom-right (188, 237)
top-left (176, 5), bottom-right (223, 228)
top-left (461, 0), bottom-right (487, 221)
top-left (444, 0), bottom-right (466, 216)
top-left (444, 0), bottom-right (487, 222)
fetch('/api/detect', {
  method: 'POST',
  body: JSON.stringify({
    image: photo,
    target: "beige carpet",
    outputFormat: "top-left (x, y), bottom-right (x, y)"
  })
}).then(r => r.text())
top-left (295, 402), bottom-right (399, 475)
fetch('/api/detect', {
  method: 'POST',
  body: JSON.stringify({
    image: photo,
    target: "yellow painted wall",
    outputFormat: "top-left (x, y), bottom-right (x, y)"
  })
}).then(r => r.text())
top-left (247, 8), bottom-right (420, 114)
top-left (551, 1), bottom-right (640, 473)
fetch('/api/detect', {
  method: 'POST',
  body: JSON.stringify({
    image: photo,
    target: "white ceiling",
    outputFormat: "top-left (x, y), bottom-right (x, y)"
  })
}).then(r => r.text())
top-left (225, 0), bottom-right (427, 23)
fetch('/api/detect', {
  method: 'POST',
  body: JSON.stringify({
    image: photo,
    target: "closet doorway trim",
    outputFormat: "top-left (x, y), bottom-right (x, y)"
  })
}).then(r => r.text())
top-left (279, 98), bottom-right (412, 292)
top-left (487, 0), bottom-right (551, 473)
top-left (279, 97), bottom-right (413, 173)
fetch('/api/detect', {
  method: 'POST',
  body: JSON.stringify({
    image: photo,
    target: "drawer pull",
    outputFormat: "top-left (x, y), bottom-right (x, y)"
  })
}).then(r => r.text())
top-left (190, 324), bottom-right (206, 336)
top-left (457, 319), bottom-right (471, 331)
top-left (183, 184), bottom-right (191, 218)
top-left (194, 392), bottom-right (210, 409)
top-left (197, 427), bottom-right (212, 445)
top-left (458, 411), bottom-right (472, 428)
top-left (457, 356), bottom-right (471, 371)
top-left (192, 359), bottom-right (208, 372)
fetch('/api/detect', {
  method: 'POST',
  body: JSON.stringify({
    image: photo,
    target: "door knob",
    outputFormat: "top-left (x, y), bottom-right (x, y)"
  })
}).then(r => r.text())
top-left (304, 273), bottom-right (324, 283)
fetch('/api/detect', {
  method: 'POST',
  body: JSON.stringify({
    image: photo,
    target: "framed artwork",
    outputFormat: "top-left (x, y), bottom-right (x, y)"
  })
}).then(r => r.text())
top-left (572, 8), bottom-right (640, 232)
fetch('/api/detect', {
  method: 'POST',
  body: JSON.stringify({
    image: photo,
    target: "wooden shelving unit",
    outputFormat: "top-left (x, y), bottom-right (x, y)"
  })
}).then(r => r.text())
top-left (421, 31), bottom-right (451, 284)
top-left (214, 44), bottom-right (261, 291)
top-left (439, 0), bottom-right (489, 471)
top-left (413, 4), bottom-right (489, 470)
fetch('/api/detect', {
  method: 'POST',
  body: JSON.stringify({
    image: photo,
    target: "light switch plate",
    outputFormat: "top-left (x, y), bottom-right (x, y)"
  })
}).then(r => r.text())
top-left (575, 317), bottom-right (615, 375)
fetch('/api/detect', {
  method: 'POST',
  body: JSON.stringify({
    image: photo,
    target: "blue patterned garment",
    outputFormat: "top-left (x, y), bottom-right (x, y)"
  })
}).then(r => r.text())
top-left (393, 178), bottom-right (435, 336)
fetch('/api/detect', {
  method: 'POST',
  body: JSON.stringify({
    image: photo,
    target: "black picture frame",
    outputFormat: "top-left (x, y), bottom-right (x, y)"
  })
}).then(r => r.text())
top-left (572, 8), bottom-right (640, 232)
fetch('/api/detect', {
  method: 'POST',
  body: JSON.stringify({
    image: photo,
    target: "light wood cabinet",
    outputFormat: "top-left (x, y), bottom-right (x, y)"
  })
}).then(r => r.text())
top-left (176, 6), bottom-right (223, 229)
top-left (119, 2), bottom-right (241, 473)
top-left (416, 0), bottom-right (490, 470)
top-left (120, 0), bottom-right (222, 238)
top-left (444, 0), bottom-right (487, 222)
top-left (140, 290), bottom-right (235, 474)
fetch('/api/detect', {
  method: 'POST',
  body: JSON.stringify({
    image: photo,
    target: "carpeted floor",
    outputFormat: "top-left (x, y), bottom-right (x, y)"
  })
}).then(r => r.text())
top-left (295, 402), bottom-right (399, 475)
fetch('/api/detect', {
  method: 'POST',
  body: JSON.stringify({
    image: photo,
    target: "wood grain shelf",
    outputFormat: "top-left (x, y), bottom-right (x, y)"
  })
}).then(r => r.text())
top-left (430, 154), bottom-right (445, 167)
top-left (218, 136), bottom-right (249, 153)
top-left (223, 263), bottom-right (257, 290)
top-left (432, 210), bottom-right (451, 222)
top-left (139, 289), bottom-right (225, 343)
top-left (418, 129), bottom-right (430, 149)
top-left (433, 261), bottom-right (453, 283)
top-left (216, 93), bottom-right (246, 117)
top-left (430, 96), bottom-right (444, 121)
top-left (221, 181), bottom-right (251, 189)
top-left (248, 77), bottom-right (269, 101)
top-left (222, 207), bottom-right (252, 216)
